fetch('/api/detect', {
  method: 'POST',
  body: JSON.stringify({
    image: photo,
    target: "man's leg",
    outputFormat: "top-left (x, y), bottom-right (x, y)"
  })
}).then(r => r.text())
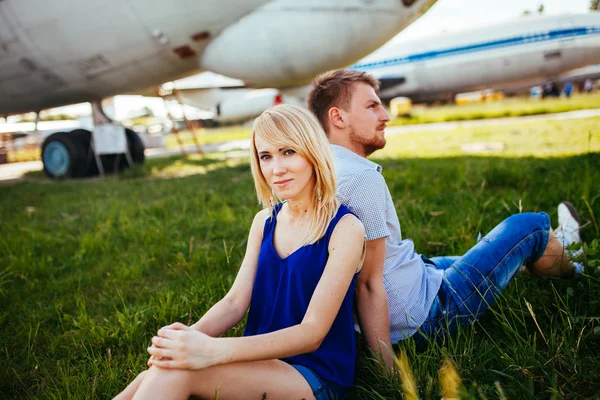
top-left (428, 256), bottom-right (460, 270)
top-left (418, 212), bottom-right (574, 342)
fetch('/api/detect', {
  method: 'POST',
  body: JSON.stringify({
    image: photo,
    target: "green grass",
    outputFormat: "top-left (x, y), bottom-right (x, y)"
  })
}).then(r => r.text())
top-left (5, 93), bottom-right (599, 164)
top-left (382, 117), bottom-right (600, 160)
top-left (163, 93), bottom-right (600, 151)
top-left (6, 148), bottom-right (40, 163)
top-left (390, 92), bottom-right (600, 126)
top-left (2, 117), bottom-right (600, 399)
top-left (163, 126), bottom-right (251, 149)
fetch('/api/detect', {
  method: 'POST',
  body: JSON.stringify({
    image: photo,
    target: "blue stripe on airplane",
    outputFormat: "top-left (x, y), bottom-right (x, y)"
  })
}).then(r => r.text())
top-left (351, 27), bottom-right (600, 70)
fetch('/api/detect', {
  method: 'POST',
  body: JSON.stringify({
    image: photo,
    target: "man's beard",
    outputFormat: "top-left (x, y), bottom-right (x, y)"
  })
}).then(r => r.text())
top-left (348, 125), bottom-right (386, 157)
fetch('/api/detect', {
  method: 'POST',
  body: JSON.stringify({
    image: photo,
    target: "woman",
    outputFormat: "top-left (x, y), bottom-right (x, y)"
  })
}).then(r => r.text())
top-left (115, 104), bottom-right (366, 400)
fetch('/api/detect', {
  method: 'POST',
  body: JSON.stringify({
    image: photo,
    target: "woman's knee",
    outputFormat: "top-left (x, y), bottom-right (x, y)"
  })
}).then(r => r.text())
top-left (146, 366), bottom-right (192, 388)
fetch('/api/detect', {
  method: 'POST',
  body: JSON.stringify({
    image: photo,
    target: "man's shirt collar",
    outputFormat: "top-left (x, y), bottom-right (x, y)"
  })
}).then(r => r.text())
top-left (330, 144), bottom-right (383, 173)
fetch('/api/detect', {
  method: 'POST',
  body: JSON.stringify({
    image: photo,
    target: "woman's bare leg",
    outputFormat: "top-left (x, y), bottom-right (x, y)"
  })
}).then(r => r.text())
top-left (529, 230), bottom-right (576, 278)
top-left (113, 370), bottom-right (148, 400)
top-left (131, 359), bottom-right (315, 400)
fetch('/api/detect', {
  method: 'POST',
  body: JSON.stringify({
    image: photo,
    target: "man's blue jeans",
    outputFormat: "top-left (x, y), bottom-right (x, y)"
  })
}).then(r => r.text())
top-left (414, 212), bottom-right (551, 346)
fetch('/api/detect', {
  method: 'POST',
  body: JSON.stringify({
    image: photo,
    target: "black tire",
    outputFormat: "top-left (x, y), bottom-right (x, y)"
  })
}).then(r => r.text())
top-left (41, 132), bottom-right (87, 179)
top-left (115, 129), bottom-right (145, 171)
top-left (69, 129), bottom-right (96, 177)
top-left (66, 128), bottom-right (145, 176)
top-left (68, 128), bottom-right (117, 176)
top-left (125, 128), bottom-right (145, 165)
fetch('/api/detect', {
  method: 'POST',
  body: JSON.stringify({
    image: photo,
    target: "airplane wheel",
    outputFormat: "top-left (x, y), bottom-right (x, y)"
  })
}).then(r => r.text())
top-left (68, 129), bottom-right (115, 176)
top-left (69, 129), bottom-right (96, 176)
top-left (125, 128), bottom-right (145, 164)
top-left (115, 129), bottom-right (145, 171)
top-left (65, 128), bottom-right (145, 176)
top-left (41, 132), bottom-right (87, 179)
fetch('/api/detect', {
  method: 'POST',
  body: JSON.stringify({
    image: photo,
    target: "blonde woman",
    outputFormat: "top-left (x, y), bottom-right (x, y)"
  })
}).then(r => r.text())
top-left (115, 104), bottom-right (365, 400)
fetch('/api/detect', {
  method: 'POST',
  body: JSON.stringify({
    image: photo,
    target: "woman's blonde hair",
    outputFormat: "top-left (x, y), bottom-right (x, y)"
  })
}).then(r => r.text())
top-left (250, 104), bottom-right (339, 245)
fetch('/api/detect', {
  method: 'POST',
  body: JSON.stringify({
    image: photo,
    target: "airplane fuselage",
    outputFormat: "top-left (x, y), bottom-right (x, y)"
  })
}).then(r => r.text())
top-left (0, 0), bottom-right (437, 115)
top-left (352, 13), bottom-right (600, 101)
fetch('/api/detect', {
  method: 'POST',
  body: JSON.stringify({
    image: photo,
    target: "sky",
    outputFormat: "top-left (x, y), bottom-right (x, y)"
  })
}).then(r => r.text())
top-left (396, 0), bottom-right (591, 41)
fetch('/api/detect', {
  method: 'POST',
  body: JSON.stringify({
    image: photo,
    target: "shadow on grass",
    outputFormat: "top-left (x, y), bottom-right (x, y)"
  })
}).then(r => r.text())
top-left (20, 152), bottom-right (247, 181)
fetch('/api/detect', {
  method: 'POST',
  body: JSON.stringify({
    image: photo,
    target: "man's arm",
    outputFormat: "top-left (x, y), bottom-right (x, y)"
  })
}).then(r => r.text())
top-left (355, 236), bottom-right (394, 372)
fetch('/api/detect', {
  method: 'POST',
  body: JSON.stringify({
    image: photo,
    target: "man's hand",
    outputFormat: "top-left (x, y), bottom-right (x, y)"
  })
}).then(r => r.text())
top-left (146, 322), bottom-right (231, 370)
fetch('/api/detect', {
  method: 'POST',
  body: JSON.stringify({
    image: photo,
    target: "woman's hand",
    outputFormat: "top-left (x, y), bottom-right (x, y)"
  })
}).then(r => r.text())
top-left (147, 322), bottom-right (231, 370)
top-left (146, 322), bottom-right (186, 367)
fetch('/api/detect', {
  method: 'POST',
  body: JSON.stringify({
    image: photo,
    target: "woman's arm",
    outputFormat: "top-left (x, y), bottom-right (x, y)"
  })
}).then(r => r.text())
top-left (148, 214), bottom-right (365, 370)
top-left (189, 209), bottom-right (269, 337)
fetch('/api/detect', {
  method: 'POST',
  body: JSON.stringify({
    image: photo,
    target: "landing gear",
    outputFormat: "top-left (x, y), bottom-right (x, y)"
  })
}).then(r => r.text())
top-left (41, 128), bottom-right (145, 179)
top-left (42, 132), bottom-right (87, 179)
top-left (126, 128), bottom-right (145, 165)
top-left (40, 99), bottom-right (145, 179)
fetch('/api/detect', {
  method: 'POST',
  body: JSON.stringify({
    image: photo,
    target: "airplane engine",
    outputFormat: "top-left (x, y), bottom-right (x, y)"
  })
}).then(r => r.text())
top-left (177, 88), bottom-right (305, 122)
top-left (200, 0), bottom-right (437, 87)
top-left (212, 89), bottom-right (281, 122)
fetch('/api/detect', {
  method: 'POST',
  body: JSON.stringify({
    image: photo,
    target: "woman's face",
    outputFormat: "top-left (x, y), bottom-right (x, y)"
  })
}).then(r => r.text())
top-left (254, 135), bottom-right (315, 202)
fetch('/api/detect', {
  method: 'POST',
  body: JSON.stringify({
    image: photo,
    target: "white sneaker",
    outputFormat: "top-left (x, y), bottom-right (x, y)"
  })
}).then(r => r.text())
top-left (555, 201), bottom-right (584, 275)
top-left (555, 201), bottom-right (581, 247)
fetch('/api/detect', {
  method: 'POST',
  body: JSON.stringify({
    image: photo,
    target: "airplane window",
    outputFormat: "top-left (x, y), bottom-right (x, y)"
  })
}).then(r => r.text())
top-left (544, 51), bottom-right (561, 60)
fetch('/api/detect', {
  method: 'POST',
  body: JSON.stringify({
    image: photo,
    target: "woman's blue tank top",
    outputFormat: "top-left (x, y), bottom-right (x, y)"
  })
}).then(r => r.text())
top-left (243, 203), bottom-right (358, 388)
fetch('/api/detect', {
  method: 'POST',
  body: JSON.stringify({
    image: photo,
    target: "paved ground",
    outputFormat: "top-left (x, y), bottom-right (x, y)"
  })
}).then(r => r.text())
top-left (2, 108), bottom-right (599, 184)
top-left (0, 160), bottom-right (43, 184)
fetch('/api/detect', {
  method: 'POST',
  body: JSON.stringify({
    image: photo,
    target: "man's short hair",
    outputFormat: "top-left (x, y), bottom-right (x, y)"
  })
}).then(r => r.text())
top-left (307, 69), bottom-right (379, 134)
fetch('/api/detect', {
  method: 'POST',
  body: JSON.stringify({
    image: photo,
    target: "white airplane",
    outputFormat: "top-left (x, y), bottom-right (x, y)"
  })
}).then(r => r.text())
top-left (0, 0), bottom-right (437, 178)
top-left (175, 12), bottom-right (600, 121)
top-left (351, 12), bottom-right (600, 102)
top-left (557, 63), bottom-right (600, 84)
top-left (498, 62), bottom-right (600, 96)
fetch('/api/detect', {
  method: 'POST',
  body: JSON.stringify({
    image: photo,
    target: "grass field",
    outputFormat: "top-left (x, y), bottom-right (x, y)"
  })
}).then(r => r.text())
top-left (1, 117), bottom-right (600, 399)
top-left (4, 92), bottom-right (599, 163)
top-left (163, 92), bottom-right (600, 150)
top-left (163, 125), bottom-right (251, 150)
top-left (389, 92), bottom-right (600, 126)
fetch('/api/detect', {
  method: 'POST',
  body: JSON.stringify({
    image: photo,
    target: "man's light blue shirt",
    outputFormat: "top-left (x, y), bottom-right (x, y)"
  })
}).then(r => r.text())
top-left (331, 144), bottom-right (443, 341)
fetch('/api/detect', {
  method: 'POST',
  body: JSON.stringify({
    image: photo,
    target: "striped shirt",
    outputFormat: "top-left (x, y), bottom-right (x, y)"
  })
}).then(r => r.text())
top-left (331, 144), bottom-right (443, 341)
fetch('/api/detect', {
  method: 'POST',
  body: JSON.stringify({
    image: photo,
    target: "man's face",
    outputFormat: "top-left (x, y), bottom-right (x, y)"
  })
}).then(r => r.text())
top-left (345, 83), bottom-right (390, 156)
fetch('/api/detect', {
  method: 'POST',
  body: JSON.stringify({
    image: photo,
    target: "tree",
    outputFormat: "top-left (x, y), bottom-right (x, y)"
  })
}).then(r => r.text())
top-left (538, 4), bottom-right (544, 13)
top-left (592, 0), bottom-right (599, 10)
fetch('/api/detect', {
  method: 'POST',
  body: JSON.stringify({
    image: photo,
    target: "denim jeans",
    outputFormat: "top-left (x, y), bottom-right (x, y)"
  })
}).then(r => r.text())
top-left (413, 212), bottom-right (551, 347)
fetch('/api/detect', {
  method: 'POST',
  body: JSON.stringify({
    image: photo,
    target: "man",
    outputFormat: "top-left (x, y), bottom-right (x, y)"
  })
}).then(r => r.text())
top-left (306, 69), bottom-right (584, 370)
